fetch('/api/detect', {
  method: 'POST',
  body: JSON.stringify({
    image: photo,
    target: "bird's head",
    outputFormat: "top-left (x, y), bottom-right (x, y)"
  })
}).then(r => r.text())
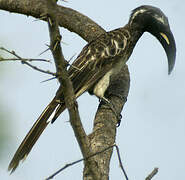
top-left (129, 5), bottom-right (176, 74)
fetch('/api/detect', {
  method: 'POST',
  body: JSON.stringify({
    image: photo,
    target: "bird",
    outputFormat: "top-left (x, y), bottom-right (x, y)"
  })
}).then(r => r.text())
top-left (8, 5), bottom-right (176, 173)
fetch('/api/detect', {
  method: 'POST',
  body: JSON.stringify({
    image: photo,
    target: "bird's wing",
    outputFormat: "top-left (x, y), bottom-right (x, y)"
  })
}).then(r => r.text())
top-left (68, 29), bottom-right (127, 98)
top-left (51, 29), bottom-right (128, 122)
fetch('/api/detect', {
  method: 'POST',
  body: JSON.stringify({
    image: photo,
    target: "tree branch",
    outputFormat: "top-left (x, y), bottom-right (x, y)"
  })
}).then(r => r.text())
top-left (0, 47), bottom-right (56, 76)
top-left (46, 144), bottom-right (128, 180)
top-left (45, 1), bottom-right (99, 179)
top-left (84, 65), bottom-right (130, 180)
top-left (0, 0), bottom-right (105, 42)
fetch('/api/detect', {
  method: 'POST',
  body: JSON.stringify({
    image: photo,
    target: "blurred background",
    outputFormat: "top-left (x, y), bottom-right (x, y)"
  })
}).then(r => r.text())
top-left (0, 0), bottom-right (184, 179)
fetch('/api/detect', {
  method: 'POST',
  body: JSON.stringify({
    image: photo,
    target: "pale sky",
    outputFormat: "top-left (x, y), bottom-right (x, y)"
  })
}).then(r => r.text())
top-left (0, 0), bottom-right (184, 179)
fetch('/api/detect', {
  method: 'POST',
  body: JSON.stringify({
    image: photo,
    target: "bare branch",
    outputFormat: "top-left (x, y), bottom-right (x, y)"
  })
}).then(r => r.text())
top-left (45, 145), bottom-right (114, 180)
top-left (145, 168), bottom-right (159, 180)
top-left (38, 47), bottom-right (50, 56)
top-left (0, 57), bottom-right (50, 62)
top-left (0, 47), bottom-right (50, 62)
top-left (115, 145), bottom-right (129, 180)
top-left (45, 144), bottom-right (129, 180)
top-left (0, 47), bottom-right (56, 76)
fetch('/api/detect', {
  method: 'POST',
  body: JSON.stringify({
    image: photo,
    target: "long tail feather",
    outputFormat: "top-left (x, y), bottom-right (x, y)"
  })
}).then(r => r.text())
top-left (8, 98), bottom-right (63, 173)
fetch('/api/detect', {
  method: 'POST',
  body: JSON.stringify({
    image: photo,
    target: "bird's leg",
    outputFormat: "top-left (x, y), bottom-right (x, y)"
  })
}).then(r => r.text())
top-left (101, 97), bottom-right (122, 126)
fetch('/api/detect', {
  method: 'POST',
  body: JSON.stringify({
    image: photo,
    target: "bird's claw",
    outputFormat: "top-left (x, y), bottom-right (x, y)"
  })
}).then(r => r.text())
top-left (116, 113), bottom-right (122, 127)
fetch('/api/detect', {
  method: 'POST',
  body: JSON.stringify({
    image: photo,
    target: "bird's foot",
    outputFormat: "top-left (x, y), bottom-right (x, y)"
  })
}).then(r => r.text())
top-left (116, 114), bottom-right (122, 127)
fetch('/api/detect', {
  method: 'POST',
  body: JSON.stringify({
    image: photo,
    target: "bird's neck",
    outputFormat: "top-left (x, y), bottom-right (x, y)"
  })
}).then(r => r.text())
top-left (129, 23), bottom-right (145, 43)
top-left (119, 24), bottom-right (144, 58)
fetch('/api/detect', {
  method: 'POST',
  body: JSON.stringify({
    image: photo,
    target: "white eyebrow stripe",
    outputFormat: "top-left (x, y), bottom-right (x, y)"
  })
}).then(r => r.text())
top-left (130, 8), bottom-right (147, 24)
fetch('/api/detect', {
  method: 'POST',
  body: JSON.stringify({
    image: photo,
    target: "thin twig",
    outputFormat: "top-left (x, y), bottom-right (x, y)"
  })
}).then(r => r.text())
top-left (0, 47), bottom-right (56, 76)
top-left (115, 145), bottom-right (129, 180)
top-left (38, 47), bottom-right (50, 56)
top-left (45, 145), bottom-right (114, 180)
top-left (38, 40), bottom-right (68, 56)
top-left (45, 144), bottom-right (129, 180)
top-left (68, 53), bottom-right (76, 63)
top-left (23, 62), bottom-right (56, 76)
top-left (0, 57), bottom-right (51, 62)
top-left (40, 76), bottom-right (57, 83)
top-left (145, 168), bottom-right (159, 180)
top-left (65, 53), bottom-right (82, 71)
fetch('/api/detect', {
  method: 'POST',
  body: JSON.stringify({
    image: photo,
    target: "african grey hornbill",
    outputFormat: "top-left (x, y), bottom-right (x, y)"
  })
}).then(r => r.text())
top-left (8, 5), bottom-right (176, 172)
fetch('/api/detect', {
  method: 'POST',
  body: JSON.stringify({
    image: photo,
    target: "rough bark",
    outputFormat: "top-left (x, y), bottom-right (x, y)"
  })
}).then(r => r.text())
top-left (84, 65), bottom-right (130, 180)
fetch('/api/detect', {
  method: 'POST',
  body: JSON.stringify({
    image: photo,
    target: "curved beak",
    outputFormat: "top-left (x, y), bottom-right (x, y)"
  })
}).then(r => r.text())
top-left (156, 29), bottom-right (176, 74)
